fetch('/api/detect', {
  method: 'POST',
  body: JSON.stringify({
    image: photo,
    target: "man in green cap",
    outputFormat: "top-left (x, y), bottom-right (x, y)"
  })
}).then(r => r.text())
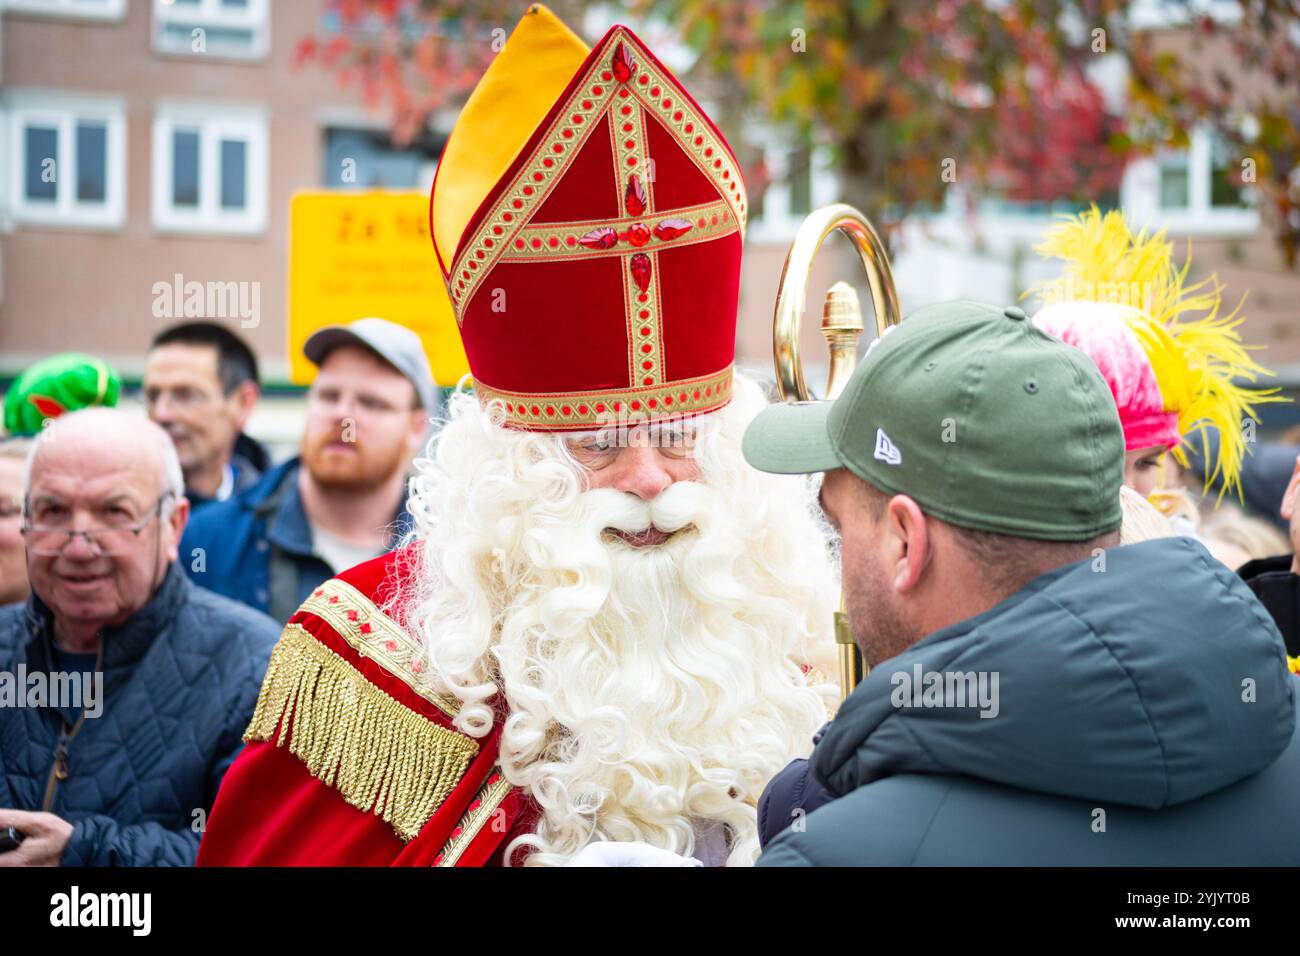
top-left (746, 300), bottom-right (1300, 865)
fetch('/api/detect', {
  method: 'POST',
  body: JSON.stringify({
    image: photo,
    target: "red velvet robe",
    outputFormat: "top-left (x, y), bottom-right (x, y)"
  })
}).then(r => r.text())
top-left (197, 546), bottom-right (535, 866)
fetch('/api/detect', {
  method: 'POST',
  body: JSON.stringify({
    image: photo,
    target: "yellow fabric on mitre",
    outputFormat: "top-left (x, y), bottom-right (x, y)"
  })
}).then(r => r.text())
top-left (431, 4), bottom-right (589, 272)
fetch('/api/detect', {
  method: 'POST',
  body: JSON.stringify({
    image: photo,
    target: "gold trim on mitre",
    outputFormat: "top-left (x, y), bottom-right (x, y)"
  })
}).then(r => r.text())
top-left (475, 365), bottom-right (733, 431)
top-left (431, 3), bottom-right (590, 273)
top-left (244, 623), bottom-right (480, 842)
top-left (444, 24), bottom-right (748, 322)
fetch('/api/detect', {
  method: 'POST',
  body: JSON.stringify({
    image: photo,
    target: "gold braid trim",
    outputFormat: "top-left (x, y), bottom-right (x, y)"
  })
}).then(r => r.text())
top-left (244, 623), bottom-right (480, 842)
top-left (434, 767), bottom-right (513, 867)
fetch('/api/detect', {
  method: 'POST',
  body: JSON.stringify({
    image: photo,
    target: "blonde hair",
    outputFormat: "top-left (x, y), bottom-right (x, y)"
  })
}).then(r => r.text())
top-left (1119, 485), bottom-right (1178, 545)
top-left (1199, 503), bottom-right (1290, 568)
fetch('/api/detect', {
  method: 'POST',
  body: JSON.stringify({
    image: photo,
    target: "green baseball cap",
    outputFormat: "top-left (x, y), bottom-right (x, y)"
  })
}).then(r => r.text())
top-left (743, 300), bottom-right (1124, 541)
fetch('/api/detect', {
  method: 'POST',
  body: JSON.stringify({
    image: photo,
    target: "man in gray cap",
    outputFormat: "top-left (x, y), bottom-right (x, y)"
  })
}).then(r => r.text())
top-left (181, 318), bottom-right (436, 620)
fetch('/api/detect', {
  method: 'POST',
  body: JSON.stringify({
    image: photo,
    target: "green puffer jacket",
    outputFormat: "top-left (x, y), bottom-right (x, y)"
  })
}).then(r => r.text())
top-left (758, 537), bottom-right (1299, 866)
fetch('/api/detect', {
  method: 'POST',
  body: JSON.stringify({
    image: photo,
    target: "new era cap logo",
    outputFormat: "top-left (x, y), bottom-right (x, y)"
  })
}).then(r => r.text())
top-left (874, 428), bottom-right (902, 466)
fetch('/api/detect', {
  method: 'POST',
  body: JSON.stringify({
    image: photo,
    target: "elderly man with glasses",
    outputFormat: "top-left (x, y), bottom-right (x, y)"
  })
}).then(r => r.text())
top-left (0, 408), bottom-right (278, 866)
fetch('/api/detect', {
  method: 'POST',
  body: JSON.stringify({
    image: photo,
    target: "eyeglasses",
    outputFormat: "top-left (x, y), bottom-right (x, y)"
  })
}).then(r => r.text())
top-left (20, 493), bottom-right (174, 556)
top-left (143, 386), bottom-right (222, 413)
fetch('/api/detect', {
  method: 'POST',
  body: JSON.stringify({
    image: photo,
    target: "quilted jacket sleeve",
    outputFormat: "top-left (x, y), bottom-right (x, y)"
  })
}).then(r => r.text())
top-left (63, 815), bottom-right (201, 867)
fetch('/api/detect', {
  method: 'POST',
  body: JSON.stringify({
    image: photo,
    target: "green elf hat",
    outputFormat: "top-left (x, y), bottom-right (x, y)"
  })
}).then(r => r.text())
top-left (3, 353), bottom-right (122, 436)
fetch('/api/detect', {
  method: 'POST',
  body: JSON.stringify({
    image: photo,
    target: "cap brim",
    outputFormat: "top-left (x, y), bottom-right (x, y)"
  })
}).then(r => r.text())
top-left (302, 327), bottom-right (366, 366)
top-left (742, 400), bottom-right (843, 475)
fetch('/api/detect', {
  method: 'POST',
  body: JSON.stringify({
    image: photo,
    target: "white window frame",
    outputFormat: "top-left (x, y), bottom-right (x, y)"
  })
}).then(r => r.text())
top-left (1120, 125), bottom-right (1259, 237)
top-left (3, 0), bottom-right (127, 22)
top-left (745, 142), bottom-right (840, 244)
top-left (151, 0), bottom-right (270, 61)
top-left (152, 101), bottom-right (267, 236)
top-left (4, 89), bottom-right (126, 230)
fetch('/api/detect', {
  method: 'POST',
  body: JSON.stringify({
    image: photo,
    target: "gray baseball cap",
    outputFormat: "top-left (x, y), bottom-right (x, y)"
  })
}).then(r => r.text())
top-left (304, 317), bottom-right (437, 414)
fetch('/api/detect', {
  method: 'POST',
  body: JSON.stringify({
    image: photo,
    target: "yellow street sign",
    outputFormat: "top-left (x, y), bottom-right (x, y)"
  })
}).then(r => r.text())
top-left (288, 191), bottom-right (468, 387)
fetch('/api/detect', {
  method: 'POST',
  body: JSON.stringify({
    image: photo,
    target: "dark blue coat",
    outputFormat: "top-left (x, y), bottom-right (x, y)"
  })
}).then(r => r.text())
top-left (0, 563), bottom-right (278, 866)
top-left (758, 538), bottom-right (1300, 865)
top-left (180, 457), bottom-right (414, 622)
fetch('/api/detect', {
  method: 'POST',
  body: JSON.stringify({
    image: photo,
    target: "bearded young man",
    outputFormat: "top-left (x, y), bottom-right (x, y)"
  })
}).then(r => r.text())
top-left (196, 8), bottom-right (837, 868)
top-left (180, 318), bottom-right (435, 620)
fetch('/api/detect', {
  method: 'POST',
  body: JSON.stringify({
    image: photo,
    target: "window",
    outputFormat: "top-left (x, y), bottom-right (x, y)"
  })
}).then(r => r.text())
top-left (744, 141), bottom-right (838, 243)
top-left (4, 0), bottom-right (126, 21)
top-left (152, 104), bottom-right (267, 235)
top-left (5, 91), bottom-right (126, 229)
top-left (1157, 149), bottom-right (1190, 209)
top-left (322, 127), bottom-right (442, 190)
top-left (1121, 124), bottom-right (1258, 237)
top-left (788, 147), bottom-right (812, 218)
top-left (1208, 132), bottom-right (1249, 209)
top-left (152, 0), bottom-right (269, 60)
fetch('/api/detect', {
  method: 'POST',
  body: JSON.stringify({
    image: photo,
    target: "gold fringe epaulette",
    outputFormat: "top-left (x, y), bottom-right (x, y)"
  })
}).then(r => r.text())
top-left (245, 623), bottom-right (480, 841)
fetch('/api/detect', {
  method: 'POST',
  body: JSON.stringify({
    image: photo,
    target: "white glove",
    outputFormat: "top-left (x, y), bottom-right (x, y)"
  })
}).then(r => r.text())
top-left (565, 841), bottom-right (704, 867)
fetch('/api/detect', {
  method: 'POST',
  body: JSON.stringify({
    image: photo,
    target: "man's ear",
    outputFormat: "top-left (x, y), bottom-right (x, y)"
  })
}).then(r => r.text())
top-left (1280, 455), bottom-right (1300, 522)
top-left (166, 496), bottom-right (191, 563)
top-left (407, 407), bottom-right (430, 454)
top-left (884, 494), bottom-right (929, 594)
top-left (229, 381), bottom-right (260, 432)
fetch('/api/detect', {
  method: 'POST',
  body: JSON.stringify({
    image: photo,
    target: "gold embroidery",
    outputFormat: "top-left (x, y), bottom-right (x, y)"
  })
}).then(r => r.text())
top-left (433, 768), bottom-right (514, 867)
top-left (245, 623), bottom-right (480, 842)
top-left (501, 200), bottom-right (733, 262)
top-left (475, 366), bottom-right (733, 431)
top-left (446, 27), bottom-right (746, 322)
top-left (301, 577), bottom-right (458, 718)
top-left (448, 61), bottom-right (614, 316)
top-left (634, 52), bottom-right (747, 229)
top-left (619, 99), bottom-right (662, 388)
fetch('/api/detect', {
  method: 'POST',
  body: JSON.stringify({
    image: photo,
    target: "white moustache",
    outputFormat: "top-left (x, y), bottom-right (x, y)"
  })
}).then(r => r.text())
top-left (578, 481), bottom-right (715, 537)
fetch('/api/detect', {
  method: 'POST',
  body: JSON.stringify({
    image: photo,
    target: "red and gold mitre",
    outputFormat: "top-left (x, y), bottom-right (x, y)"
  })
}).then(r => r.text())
top-left (430, 4), bottom-right (748, 432)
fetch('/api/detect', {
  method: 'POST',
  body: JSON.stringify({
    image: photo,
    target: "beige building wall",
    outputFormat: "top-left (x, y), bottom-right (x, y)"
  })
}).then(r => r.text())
top-left (0, 4), bottom-right (1293, 396)
top-left (0, 0), bottom-right (817, 389)
top-left (0, 0), bottom-right (373, 381)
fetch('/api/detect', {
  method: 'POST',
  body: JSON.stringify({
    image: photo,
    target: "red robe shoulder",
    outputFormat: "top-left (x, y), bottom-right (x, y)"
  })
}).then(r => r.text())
top-left (197, 544), bottom-right (533, 866)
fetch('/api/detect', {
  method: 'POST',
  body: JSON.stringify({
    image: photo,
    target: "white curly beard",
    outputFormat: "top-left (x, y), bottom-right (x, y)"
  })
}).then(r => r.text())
top-left (396, 372), bottom-right (839, 866)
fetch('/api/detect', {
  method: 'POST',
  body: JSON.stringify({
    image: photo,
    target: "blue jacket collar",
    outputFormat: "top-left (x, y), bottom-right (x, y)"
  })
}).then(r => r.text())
top-left (260, 457), bottom-right (415, 558)
top-left (23, 561), bottom-right (189, 692)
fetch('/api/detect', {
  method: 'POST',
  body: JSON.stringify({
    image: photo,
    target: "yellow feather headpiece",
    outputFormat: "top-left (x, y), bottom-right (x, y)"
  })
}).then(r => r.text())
top-left (1028, 206), bottom-right (1284, 498)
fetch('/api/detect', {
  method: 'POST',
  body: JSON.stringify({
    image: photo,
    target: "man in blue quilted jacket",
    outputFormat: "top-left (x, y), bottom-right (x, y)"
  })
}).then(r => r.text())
top-left (0, 408), bottom-right (278, 866)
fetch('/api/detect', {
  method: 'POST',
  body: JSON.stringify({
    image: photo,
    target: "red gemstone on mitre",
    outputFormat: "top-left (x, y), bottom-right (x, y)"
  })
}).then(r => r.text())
top-left (627, 222), bottom-right (651, 246)
top-left (653, 218), bottom-right (693, 241)
top-left (630, 252), bottom-right (652, 291)
top-left (578, 226), bottom-right (619, 250)
top-left (625, 175), bottom-right (647, 216)
top-left (611, 41), bottom-right (635, 83)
